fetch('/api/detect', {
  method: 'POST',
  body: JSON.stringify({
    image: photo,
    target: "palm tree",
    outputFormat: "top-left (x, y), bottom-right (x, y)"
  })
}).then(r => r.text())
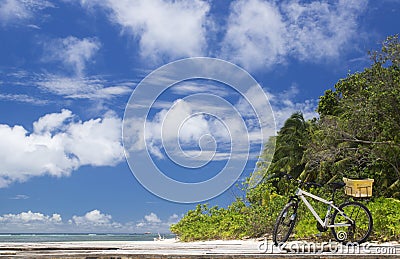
top-left (268, 112), bottom-right (311, 179)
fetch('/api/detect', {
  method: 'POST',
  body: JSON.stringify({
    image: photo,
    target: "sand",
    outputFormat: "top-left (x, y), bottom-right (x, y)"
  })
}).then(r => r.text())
top-left (0, 239), bottom-right (399, 258)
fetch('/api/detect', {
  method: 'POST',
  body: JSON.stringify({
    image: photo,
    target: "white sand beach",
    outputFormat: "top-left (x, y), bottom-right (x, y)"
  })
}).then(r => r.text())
top-left (0, 239), bottom-right (399, 258)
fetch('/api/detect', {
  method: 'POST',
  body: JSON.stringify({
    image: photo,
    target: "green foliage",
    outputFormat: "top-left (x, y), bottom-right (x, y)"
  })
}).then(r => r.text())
top-left (316, 89), bottom-right (340, 116)
top-left (268, 112), bottom-right (311, 180)
top-left (293, 197), bottom-right (400, 241)
top-left (308, 35), bottom-right (400, 197)
top-left (368, 197), bottom-right (400, 241)
top-left (171, 189), bottom-right (400, 242)
top-left (294, 195), bottom-right (330, 239)
top-left (171, 35), bottom-right (400, 242)
top-left (171, 194), bottom-right (287, 241)
top-left (170, 201), bottom-right (248, 241)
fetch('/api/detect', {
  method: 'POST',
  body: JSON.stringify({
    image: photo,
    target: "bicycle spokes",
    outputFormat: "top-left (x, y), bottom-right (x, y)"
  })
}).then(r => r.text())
top-left (331, 202), bottom-right (373, 244)
top-left (273, 202), bottom-right (297, 245)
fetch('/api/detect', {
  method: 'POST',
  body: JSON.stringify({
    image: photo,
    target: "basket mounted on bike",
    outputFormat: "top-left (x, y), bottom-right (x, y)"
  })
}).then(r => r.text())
top-left (343, 177), bottom-right (374, 198)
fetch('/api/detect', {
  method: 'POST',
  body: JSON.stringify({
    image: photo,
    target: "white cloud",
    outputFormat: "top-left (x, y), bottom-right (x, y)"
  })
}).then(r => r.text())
top-left (70, 0), bottom-right (368, 69)
top-left (0, 93), bottom-right (49, 105)
top-left (36, 75), bottom-right (132, 99)
top-left (72, 210), bottom-right (113, 226)
top-left (0, 109), bottom-right (124, 187)
top-left (10, 194), bottom-right (30, 200)
top-left (83, 0), bottom-right (210, 61)
top-left (68, 209), bottom-right (124, 232)
top-left (222, 0), bottom-right (287, 70)
top-left (168, 213), bottom-right (179, 223)
top-left (170, 82), bottom-right (230, 97)
top-left (0, 209), bottom-right (180, 233)
top-left (144, 212), bottom-right (161, 223)
top-left (125, 98), bottom-right (242, 159)
top-left (222, 0), bottom-right (368, 70)
top-left (44, 36), bottom-right (101, 76)
top-left (0, 0), bottom-right (54, 26)
top-left (0, 211), bottom-right (62, 232)
top-left (69, 0), bottom-right (367, 70)
top-left (282, 0), bottom-right (368, 61)
top-left (267, 85), bottom-right (318, 129)
top-left (135, 212), bottom-right (180, 232)
top-left (0, 0), bottom-right (30, 24)
top-left (125, 84), bottom-right (316, 161)
top-left (0, 71), bottom-right (132, 101)
top-left (39, 36), bottom-right (132, 100)
top-left (33, 109), bottom-right (73, 134)
top-left (0, 210), bottom-right (116, 233)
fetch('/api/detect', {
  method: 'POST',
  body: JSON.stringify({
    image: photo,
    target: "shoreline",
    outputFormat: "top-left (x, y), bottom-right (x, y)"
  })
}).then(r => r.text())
top-left (0, 233), bottom-right (176, 243)
top-left (0, 239), bottom-right (399, 258)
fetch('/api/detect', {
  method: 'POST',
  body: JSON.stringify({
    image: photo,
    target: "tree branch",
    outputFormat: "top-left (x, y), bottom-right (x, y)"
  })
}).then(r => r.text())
top-left (337, 138), bottom-right (400, 147)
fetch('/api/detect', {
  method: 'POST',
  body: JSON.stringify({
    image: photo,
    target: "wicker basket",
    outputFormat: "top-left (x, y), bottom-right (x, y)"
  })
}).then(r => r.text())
top-left (343, 177), bottom-right (374, 198)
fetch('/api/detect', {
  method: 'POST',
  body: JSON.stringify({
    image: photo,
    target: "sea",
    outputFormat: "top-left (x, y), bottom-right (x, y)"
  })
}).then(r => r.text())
top-left (0, 233), bottom-right (176, 243)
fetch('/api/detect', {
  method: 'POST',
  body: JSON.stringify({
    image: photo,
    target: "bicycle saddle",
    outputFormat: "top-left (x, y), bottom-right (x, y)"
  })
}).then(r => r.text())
top-left (328, 182), bottom-right (346, 190)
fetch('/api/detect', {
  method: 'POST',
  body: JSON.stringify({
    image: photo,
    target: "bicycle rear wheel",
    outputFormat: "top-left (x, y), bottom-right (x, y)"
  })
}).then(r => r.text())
top-left (272, 201), bottom-right (298, 245)
top-left (331, 201), bottom-right (373, 244)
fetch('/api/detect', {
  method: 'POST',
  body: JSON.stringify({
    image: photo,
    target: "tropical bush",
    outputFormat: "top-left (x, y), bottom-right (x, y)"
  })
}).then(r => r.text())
top-left (171, 194), bottom-right (287, 241)
top-left (368, 197), bottom-right (400, 241)
top-left (172, 195), bottom-right (400, 242)
top-left (171, 35), bottom-right (400, 242)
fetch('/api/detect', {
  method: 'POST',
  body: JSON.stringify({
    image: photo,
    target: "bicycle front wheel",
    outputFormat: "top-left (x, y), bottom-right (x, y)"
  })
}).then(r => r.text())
top-left (272, 201), bottom-right (298, 245)
top-left (331, 201), bottom-right (373, 244)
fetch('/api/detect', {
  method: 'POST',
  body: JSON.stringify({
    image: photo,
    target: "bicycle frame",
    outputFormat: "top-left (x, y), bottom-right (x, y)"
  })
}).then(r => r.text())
top-left (295, 188), bottom-right (354, 228)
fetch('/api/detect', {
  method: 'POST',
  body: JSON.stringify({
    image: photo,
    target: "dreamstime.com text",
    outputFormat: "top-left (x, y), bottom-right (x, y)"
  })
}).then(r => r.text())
top-left (258, 238), bottom-right (397, 254)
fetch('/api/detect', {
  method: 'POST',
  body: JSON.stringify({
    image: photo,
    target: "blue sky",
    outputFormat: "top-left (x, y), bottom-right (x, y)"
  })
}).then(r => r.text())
top-left (0, 0), bottom-right (399, 233)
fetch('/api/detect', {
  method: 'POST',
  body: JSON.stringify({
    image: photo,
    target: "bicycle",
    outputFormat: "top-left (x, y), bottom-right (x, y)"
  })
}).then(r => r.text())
top-left (271, 173), bottom-right (373, 245)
